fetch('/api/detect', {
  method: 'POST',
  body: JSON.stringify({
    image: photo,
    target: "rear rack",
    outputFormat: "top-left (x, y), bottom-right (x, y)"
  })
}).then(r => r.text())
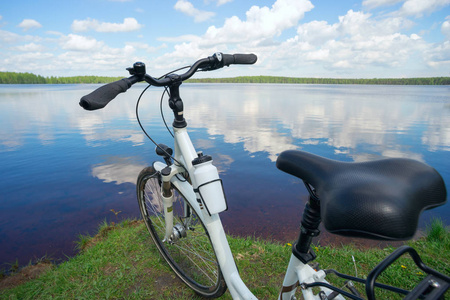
top-left (301, 246), bottom-right (449, 300)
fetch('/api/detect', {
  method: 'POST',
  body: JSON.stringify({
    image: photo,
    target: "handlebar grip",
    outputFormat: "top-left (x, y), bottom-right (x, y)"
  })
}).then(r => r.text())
top-left (79, 78), bottom-right (131, 110)
top-left (222, 53), bottom-right (257, 66)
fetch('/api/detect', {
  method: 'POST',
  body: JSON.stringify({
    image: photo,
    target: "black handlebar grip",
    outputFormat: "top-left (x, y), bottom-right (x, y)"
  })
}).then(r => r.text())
top-left (223, 53), bottom-right (257, 66)
top-left (79, 78), bottom-right (131, 110)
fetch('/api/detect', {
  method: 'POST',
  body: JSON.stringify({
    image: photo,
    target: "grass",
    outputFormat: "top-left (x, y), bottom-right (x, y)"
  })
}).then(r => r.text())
top-left (426, 218), bottom-right (449, 244)
top-left (1, 219), bottom-right (448, 299)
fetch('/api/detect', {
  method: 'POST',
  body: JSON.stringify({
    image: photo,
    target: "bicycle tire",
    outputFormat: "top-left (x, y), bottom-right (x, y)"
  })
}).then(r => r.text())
top-left (137, 166), bottom-right (227, 298)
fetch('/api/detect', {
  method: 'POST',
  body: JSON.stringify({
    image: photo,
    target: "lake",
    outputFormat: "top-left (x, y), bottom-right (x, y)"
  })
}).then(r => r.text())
top-left (0, 83), bottom-right (449, 268)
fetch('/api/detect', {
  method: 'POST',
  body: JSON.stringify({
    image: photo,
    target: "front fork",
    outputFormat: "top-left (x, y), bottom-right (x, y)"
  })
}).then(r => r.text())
top-left (161, 175), bottom-right (174, 242)
top-left (157, 161), bottom-right (193, 243)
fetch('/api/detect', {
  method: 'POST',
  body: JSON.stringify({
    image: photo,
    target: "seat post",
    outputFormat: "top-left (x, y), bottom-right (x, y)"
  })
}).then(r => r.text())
top-left (292, 196), bottom-right (321, 264)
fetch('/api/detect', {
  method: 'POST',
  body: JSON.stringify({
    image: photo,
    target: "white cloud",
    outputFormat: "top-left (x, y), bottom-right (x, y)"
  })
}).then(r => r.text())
top-left (337, 10), bottom-right (372, 36)
top-left (61, 34), bottom-right (104, 51)
top-left (126, 42), bottom-right (167, 53)
top-left (216, 0), bottom-right (233, 5)
top-left (266, 9), bottom-right (427, 75)
top-left (18, 19), bottom-right (42, 31)
top-left (0, 25), bottom-right (140, 75)
top-left (15, 42), bottom-right (45, 52)
top-left (0, 29), bottom-right (21, 44)
top-left (1, 0), bottom-right (450, 78)
top-left (152, 0), bottom-right (445, 77)
top-left (362, 0), bottom-right (403, 9)
top-left (46, 30), bottom-right (64, 37)
top-left (332, 60), bottom-right (352, 68)
top-left (0, 29), bottom-right (42, 46)
top-left (151, 0), bottom-right (314, 70)
top-left (204, 0), bottom-right (233, 5)
top-left (71, 19), bottom-right (96, 32)
top-left (328, 9), bottom-right (413, 38)
top-left (296, 20), bottom-right (338, 45)
top-left (426, 40), bottom-right (450, 66)
top-left (306, 48), bottom-right (329, 61)
top-left (203, 0), bottom-right (314, 45)
top-left (158, 34), bottom-right (201, 43)
top-left (398, 0), bottom-right (450, 17)
top-left (71, 17), bottom-right (142, 32)
top-left (442, 16), bottom-right (450, 40)
top-left (174, 0), bottom-right (215, 23)
top-left (52, 39), bottom-right (137, 75)
top-left (2, 52), bottom-right (54, 72)
top-left (363, 0), bottom-right (450, 15)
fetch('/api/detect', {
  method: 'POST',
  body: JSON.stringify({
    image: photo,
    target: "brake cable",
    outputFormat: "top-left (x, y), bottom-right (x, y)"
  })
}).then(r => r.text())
top-left (135, 65), bottom-right (191, 178)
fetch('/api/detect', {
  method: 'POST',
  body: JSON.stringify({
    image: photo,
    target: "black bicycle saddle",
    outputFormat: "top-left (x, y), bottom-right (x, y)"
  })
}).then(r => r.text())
top-left (276, 150), bottom-right (447, 240)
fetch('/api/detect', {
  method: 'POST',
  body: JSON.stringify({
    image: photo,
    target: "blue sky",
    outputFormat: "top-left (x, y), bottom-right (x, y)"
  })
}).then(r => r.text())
top-left (1, 0), bottom-right (449, 78)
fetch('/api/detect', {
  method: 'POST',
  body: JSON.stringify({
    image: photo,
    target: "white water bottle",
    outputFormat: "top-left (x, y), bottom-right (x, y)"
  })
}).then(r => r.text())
top-left (192, 153), bottom-right (227, 215)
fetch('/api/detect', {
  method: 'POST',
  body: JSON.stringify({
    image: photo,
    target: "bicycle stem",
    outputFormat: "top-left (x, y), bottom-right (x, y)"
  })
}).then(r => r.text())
top-left (167, 76), bottom-right (188, 129)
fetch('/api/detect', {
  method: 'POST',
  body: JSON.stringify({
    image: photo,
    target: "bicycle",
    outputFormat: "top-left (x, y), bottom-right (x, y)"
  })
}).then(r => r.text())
top-left (80, 52), bottom-right (449, 299)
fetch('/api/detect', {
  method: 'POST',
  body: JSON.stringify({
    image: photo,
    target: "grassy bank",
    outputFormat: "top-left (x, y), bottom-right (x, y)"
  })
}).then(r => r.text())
top-left (1, 219), bottom-right (449, 299)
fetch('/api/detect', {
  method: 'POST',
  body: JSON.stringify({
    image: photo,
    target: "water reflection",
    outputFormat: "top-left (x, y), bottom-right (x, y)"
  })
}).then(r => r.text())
top-left (0, 84), bottom-right (448, 269)
top-left (181, 84), bottom-right (449, 162)
top-left (91, 157), bottom-right (145, 185)
top-left (82, 128), bottom-right (146, 147)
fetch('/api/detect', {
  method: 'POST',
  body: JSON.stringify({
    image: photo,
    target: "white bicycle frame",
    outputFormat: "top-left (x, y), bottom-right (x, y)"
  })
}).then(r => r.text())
top-left (153, 126), bottom-right (344, 300)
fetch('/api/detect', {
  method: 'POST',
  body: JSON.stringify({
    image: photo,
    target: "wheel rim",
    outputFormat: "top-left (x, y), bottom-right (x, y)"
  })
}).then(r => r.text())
top-left (139, 172), bottom-right (221, 292)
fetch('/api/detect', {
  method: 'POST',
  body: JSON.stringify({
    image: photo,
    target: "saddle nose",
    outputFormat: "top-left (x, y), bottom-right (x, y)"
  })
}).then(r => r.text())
top-left (276, 150), bottom-right (447, 240)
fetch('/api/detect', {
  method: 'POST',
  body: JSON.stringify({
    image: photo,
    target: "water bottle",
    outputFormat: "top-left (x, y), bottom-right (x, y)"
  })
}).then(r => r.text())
top-left (192, 152), bottom-right (227, 215)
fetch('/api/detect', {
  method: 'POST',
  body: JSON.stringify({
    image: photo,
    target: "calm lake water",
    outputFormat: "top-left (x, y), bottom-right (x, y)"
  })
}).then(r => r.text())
top-left (0, 83), bottom-right (449, 268)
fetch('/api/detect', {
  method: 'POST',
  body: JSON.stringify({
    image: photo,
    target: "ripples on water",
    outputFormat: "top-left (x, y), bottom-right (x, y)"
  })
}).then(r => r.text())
top-left (0, 83), bottom-right (449, 267)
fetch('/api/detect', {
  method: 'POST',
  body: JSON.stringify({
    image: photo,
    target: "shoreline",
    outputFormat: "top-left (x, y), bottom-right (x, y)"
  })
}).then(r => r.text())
top-left (1, 219), bottom-right (448, 298)
top-left (1, 71), bottom-right (449, 85)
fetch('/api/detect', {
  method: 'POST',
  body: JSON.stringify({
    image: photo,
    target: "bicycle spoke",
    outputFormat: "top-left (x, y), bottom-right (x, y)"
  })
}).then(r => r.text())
top-left (168, 241), bottom-right (218, 284)
top-left (144, 195), bottom-right (163, 229)
top-left (143, 181), bottom-right (165, 232)
top-left (174, 238), bottom-right (217, 266)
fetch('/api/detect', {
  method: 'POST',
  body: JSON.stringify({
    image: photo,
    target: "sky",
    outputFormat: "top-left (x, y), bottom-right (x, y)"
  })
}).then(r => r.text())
top-left (1, 0), bottom-right (450, 78)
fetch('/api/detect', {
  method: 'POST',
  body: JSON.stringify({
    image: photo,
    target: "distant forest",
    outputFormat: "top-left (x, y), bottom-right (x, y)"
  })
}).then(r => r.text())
top-left (1, 71), bottom-right (449, 85)
top-left (187, 76), bottom-right (450, 85)
top-left (0, 72), bottom-right (122, 84)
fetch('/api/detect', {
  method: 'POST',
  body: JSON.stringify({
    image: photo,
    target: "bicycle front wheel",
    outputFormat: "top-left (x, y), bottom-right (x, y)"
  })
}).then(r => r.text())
top-left (137, 166), bottom-right (227, 298)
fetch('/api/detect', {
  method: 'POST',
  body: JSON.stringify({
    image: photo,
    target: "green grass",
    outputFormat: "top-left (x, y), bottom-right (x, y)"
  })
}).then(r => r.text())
top-left (426, 218), bottom-right (450, 244)
top-left (1, 219), bottom-right (448, 299)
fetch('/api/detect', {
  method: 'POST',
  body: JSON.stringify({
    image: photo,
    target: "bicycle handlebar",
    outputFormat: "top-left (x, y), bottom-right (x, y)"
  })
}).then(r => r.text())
top-left (79, 78), bottom-right (137, 110)
top-left (223, 53), bottom-right (258, 65)
top-left (79, 52), bottom-right (257, 110)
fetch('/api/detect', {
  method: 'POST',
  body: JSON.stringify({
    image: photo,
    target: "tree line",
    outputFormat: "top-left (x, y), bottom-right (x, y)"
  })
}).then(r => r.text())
top-left (1, 71), bottom-right (449, 85)
top-left (187, 75), bottom-right (450, 85)
top-left (0, 72), bottom-right (122, 84)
